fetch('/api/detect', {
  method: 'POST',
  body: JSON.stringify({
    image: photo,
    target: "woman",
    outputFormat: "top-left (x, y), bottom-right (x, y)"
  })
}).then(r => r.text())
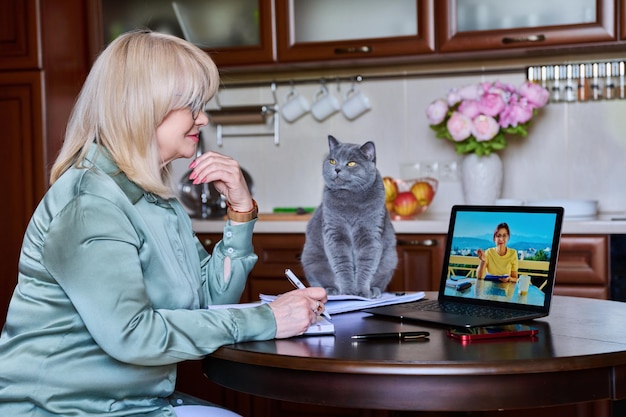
top-left (0, 30), bottom-right (327, 417)
top-left (476, 222), bottom-right (519, 282)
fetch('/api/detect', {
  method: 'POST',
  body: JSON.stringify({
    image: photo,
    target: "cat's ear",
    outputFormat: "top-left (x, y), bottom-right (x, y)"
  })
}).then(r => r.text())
top-left (360, 141), bottom-right (376, 162)
top-left (328, 135), bottom-right (340, 150)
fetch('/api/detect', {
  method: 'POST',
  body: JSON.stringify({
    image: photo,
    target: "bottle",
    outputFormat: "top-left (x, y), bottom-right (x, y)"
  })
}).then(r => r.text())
top-left (617, 61), bottom-right (626, 99)
top-left (564, 64), bottom-right (576, 102)
top-left (527, 66), bottom-right (535, 83)
top-left (591, 63), bottom-right (602, 101)
top-left (577, 63), bottom-right (588, 102)
top-left (550, 65), bottom-right (561, 102)
top-left (604, 62), bottom-right (615, 100)
top-left (540, 66), bottom-right (548, 91)
top-left (528, 66), bottom-right (541, 84)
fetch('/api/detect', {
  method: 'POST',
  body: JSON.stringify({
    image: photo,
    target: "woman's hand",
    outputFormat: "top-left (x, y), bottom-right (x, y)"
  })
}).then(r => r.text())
top-left (189, 151), bottom-right (253, 212)
top-left (476, 248), bottom-right (485, 262)
top-left (268, 287), bottom-right (328, 339)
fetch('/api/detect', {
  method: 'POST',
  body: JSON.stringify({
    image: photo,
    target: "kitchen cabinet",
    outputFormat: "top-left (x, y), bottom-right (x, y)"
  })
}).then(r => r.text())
top-left (274, 0), bottom-right (435, 62)
top-left (553, 235), bottom-right (609, 299)
top-left (93, 0), bottom-right (624, 71)
top-left (196, 232), bottom-right (611, 302)
top-left (96, 0), bottom-right (435, 67)
top-left (0, 0), bottom-right (45, 322)
top-left (198, 231), bottom-right (611, 304)
top-left (196, 232), bottom-right (446, 302)
top-left (0, 0), bottom-right (40, 70)
top-left (620, 0), bottom-right (626, 40)
top-left (437, 0), bottom-right (615, 53)
top-left (98, 0), bottom-right (275, 67)
top-left (1, 0), bottom-right (99, 326)
top-left (0, 71), bottom-right (45, 322)
top-left (394, 234), bottom-right (446, 291)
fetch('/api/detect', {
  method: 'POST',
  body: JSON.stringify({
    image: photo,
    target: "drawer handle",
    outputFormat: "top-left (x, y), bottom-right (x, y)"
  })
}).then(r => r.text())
top-left (396, 239), bottom-right (437, 247)
top-left (501, 34), bottom-right (546, 44)
top-left (203, 238), bottom-right (213, 246)
top-left (334, 46), bottom-right (372, 54)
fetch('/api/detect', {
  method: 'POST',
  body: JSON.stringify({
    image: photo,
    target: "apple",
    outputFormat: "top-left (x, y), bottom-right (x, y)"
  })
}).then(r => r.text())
top-left (393, 192), bottom-right (419, 217)
top-left (410, 181), bottom-right (435, 206)
top-left (382, 177), bottom-right (398, 202)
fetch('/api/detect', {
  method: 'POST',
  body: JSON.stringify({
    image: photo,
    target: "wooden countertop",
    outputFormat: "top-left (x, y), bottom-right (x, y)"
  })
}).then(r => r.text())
top-left (191, 211), bottom-right (626, 235)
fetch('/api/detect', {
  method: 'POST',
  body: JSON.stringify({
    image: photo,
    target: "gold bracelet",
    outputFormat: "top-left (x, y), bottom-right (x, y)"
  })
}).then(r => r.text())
top-left (227, 199), bottom-right (258, 222)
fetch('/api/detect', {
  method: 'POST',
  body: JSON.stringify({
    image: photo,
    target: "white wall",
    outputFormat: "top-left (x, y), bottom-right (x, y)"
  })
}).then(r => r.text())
top-left (172, 70), bottom-right (626, 215)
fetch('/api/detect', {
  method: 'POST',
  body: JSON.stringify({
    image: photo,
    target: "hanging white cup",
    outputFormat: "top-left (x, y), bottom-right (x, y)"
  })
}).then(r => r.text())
top-left (341, 85), bottom-right (371, 120)
top-left (310, 85), bottom-right (340, 122)
top-left (281, 89), bottom-right (310, 123)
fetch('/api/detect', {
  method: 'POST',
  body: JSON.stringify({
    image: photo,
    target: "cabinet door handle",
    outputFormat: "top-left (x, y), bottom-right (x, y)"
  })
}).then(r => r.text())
top-left (203, 238), bottom-right (213, 247)
top-left (396, 239), bottom-right (437, 247)
top-left (501, 34), bottom-right (546, 44)
top-left (334, 46), bottom-right (372, 54)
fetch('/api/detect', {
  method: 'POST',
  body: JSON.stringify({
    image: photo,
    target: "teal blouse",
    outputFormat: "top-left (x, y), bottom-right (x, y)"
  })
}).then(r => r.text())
top-left (0, 146), bottom-right (275, 416)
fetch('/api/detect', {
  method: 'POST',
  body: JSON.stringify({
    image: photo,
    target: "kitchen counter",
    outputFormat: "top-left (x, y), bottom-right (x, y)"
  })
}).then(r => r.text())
top-left (191, 211), bottom-right (626, 235)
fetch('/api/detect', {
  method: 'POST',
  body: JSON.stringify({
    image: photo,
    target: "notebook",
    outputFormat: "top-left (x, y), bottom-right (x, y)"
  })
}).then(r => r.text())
top-left (364, 205), bottom-right (564, 328)
top-left (259, 291), bottom-right (425, 314)
top-left (207, 302), bottom-right (334, 335)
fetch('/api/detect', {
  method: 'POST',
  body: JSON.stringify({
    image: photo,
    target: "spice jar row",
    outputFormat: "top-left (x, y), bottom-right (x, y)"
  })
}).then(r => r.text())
top-left (526, 62), bottom-right (626, 103)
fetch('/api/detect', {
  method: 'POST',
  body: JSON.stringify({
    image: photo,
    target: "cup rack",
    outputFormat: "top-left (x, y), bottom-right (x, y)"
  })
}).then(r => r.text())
top-left (207, 83), bottom-right (279, 146)
top-left (526, 61), bottom-right (626, 103)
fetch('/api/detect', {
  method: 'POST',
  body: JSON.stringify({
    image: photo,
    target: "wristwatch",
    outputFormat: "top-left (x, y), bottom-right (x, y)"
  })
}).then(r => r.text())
top-left (227, 199), bottom-right (258, 222)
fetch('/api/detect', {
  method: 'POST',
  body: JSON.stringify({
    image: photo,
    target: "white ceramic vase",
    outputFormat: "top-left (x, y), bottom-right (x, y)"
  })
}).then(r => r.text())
top-left (461, 153), bottom-right (503, 205)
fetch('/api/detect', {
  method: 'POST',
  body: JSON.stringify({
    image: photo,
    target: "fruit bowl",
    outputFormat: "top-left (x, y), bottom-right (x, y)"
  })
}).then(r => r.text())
top-left (383, 177), bottom-right (438, 219)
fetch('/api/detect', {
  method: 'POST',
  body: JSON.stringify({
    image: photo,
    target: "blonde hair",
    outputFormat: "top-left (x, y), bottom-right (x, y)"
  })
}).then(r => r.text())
top-left (50, 30), bottom-right (220, 198)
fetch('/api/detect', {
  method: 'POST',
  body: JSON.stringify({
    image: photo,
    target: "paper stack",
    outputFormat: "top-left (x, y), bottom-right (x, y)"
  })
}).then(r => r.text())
top-left (259, 292), bottom-right (425, 315)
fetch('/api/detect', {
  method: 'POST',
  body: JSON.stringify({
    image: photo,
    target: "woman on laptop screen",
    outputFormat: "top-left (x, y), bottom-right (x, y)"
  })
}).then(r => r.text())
top-left (476, 222), bottom-right (519, 283)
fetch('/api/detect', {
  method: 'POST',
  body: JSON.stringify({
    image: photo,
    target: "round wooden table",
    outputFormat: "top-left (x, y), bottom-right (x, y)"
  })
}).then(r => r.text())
top-left (203, 295), bottom-right (626, 411)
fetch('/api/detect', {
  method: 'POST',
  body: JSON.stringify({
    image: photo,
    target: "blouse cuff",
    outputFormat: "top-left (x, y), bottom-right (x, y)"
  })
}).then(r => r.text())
top-left (220, 218), bottom-right (257, 258)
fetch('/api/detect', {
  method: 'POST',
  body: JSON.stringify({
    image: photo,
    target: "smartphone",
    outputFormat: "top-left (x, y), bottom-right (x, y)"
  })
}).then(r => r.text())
top-left (447, 324), bottom-right (538, 341)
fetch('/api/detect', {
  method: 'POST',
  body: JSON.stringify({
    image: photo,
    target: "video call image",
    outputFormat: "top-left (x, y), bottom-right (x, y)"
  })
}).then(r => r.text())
top-left (445, 210), bottom-right (559, 307)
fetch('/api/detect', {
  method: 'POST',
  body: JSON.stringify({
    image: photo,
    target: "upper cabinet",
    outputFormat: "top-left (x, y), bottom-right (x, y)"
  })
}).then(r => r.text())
top-left (621, 0), bottom-right (626, 40)
top-left (0, 0), bottom-right (40, 70)
top-left (95, 0), bottom-right (624, 70)
top-left (438, 0), bottom-right (615, 53)
top-left (99, 0), bottom-right (274, 66)
top-left (274, 0), bottom-right (435, 62)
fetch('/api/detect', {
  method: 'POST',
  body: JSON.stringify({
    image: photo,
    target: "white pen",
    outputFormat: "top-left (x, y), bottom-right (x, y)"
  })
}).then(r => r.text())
top-left (285, 269), bottom-right (332, 321)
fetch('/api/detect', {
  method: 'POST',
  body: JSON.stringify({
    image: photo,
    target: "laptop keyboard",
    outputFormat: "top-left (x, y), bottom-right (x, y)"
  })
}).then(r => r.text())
top-left (405, 300), bottom-right (527, 320)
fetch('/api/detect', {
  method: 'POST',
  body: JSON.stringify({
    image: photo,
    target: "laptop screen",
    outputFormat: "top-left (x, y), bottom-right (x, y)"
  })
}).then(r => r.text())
top-left (439, 205), bottom-right (564, 311)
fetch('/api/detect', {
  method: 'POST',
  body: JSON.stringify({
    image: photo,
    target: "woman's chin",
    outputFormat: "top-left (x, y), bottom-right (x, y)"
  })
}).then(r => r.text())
top-left (182, 144), bottom-right (199, 159)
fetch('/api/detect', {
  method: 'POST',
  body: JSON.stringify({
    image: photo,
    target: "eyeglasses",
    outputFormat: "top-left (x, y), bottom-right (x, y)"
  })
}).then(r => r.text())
top-left (495, 234), bottom-right (509, 239)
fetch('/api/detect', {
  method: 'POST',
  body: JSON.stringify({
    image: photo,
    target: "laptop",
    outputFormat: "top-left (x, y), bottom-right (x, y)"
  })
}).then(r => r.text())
top-left (364, 205), bottom-right (564, 328)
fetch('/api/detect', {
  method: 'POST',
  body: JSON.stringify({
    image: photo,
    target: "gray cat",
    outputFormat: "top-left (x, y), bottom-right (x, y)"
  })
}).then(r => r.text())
top-left (301, 135), bottom-right (398, 298)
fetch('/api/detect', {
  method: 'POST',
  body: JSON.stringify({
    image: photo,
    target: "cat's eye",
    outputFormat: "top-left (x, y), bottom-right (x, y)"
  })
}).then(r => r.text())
top-left (347, 161), bottom-right (356, 167)
top-left (329, 159), bottom-right (336, 165)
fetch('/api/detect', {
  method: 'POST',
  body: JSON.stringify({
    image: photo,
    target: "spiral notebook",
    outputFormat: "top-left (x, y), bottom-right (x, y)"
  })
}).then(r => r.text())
top-left (364, 205), bottom-right (564, 328)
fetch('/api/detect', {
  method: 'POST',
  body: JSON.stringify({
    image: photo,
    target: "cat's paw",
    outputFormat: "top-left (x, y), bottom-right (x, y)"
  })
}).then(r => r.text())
top-left (356, 289), bottom-right (372, 299)
top-left (369, 287), bottom-right (383, 299)
top-left (325, 287), bottom-right (341, 296)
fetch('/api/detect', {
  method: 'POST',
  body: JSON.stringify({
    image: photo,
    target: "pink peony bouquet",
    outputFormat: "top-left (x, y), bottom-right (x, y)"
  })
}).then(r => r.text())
top-left (426, 81), bottom-right (549, 156)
